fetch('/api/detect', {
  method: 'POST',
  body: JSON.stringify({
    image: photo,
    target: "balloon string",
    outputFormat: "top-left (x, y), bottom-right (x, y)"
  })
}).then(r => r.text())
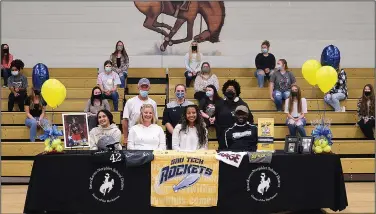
top-left (314, 85), bottom-right (322, 122)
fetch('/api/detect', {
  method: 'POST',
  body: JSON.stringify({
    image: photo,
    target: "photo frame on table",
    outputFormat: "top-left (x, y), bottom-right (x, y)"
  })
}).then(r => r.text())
top-left (62, 113), bottom-right (90, 149)
top-left (300, 136), bottom-right (314, 154)
top-left (284, 136), bottom-right (299, 154)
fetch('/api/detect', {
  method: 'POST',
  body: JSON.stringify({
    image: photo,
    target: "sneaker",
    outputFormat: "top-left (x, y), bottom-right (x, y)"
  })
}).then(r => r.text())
top-left (341, 106), bottom-right (346, 112)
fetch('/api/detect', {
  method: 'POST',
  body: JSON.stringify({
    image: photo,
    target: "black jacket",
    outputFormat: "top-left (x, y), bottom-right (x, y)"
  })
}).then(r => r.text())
top-left (225, 122), bottom-right (258, 151)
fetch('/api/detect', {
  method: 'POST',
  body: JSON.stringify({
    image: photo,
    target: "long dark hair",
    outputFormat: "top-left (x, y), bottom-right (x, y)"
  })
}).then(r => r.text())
top-left (359, 84), bottom-right (375, 117)
top-left (111, 40), bottom-right (129, 66)
top-left (97, 109), bottom-right (115, 126)
top-left (289, 84), bottom-right (302, 114)
top-left (1, 44), bottom-right (9, 64)
top-left (90, 86), bottom-right (103, 106)
top-left (179, 105), bottom-right (207, 148)
top-left (206, 84), bottom-right (221, 101)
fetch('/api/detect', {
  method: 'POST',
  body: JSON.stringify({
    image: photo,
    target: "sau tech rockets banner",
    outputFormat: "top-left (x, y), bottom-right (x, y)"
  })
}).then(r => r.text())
top-left (151, 150), bottom-right (219, 207)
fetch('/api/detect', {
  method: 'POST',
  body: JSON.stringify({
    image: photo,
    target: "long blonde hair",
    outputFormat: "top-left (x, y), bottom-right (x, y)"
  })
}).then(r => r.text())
top-left (188, 41), bottom-right (201, 62)
top-left (137, 104), bottom-right (157, 125)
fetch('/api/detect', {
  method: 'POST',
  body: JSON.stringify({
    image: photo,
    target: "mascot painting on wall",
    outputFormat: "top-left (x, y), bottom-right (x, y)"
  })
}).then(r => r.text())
top-left (134, 1), bottom-right (226, 52)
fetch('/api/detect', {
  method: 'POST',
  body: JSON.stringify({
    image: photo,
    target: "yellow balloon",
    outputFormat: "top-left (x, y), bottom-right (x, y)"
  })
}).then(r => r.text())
top-left (41, 79), bottom-right (66, 109)
top-left (302, 59), bottom-right (321, 86)
top-left (316, 66), bottom-right (338, 93)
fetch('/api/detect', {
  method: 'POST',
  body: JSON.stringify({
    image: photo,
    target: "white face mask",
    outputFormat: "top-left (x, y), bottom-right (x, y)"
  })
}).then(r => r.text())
top-left (105, 67), bottom-right (112, 73)
top-left (11, 70), bottom-right (19, 76)
top-left (276, 64), bottom-right (283, 70)
top-left (261, 48), bottom-right (268, 54)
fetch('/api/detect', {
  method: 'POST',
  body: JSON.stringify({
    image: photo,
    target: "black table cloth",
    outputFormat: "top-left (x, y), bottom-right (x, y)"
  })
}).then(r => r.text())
top-left (24, 150), bottom-right (348, 214)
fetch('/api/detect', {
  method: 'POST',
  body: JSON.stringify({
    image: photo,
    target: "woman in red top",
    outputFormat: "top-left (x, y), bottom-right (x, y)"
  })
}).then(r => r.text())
top-left (1, 44), bottom-right (14, 88)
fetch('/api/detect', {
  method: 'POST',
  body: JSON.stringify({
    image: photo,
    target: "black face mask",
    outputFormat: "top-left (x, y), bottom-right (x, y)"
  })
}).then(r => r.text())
top-left (225, 91), bottom-right (235, 100)
top-left (34, 90), bottom-right (41, 95)
top-left (191, 46), bottom-right (197, 51)
top-left (365, 92), bottom-right (371, 97)
top-left (291, 92), bottom-right (298, 97)
top-left (93, 94), bottom-right (102, 99)
top-left (3, 49), bottom-right (9, 54)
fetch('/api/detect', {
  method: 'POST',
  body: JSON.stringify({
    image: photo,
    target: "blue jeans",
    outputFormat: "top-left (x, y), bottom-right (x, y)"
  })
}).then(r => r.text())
top-left (25, 117), bottom-right (49, 142)
top-left (254, 69), bottom-right (274, 88)
top-left (119, 72), bottom-right (128, 88)
top-left (273, 90), bottom-right (290, 111)
top-left (104, 91), bottom-right (119, 111)
top-left (1, 68), bottom-right (10, 86)
top-left (184, 70), bottom-right (197, 87)
top-left (286, 117), bottom-right (307, 137)
top-left (324, 93), bottom-right (346, 112)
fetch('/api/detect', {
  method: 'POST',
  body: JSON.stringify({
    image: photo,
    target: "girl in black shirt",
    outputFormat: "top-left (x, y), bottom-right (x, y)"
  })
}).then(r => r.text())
top-left (199, 84), bottom-right (221, 127)
top-left (24, 88), bottom-right (48, 142)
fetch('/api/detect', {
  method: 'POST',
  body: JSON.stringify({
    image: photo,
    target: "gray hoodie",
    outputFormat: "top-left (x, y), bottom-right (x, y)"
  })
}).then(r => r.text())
top-left (89, 123), bottom-right (122, 150)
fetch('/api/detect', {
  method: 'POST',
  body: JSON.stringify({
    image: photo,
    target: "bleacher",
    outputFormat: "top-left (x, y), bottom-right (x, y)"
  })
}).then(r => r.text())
top-left (1, 68), bottom-right (374, 183)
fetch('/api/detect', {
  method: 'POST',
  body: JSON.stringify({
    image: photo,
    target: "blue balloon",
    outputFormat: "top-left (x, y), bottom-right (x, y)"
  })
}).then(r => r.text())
top-left (320, 45), bottom-right (341, 70)
top-left (32, 63), bottom-right (49, 90)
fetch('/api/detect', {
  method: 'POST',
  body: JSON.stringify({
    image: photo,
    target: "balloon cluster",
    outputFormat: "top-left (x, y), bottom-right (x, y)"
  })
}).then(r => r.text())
top-left (302, 45), bottom-right (340, 93)
top-left (39, 122), bottom-right (64, 153)
top-left (311, 119), bottom-right (333, 154)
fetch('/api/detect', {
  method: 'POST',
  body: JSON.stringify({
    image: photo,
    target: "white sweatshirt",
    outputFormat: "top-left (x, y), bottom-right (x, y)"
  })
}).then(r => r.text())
top-left (172, 124), bottom-right (208, 151)
top-left (89, 124), bottom-right (122, 150)
top-left (184, 52), bottom-right (204, 72)
top-left (127, 124), bottom-right (166, 150)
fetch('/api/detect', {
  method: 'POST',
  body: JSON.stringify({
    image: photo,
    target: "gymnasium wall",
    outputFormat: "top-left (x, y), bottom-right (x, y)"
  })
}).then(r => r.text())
top-left (1, 1), bottom-right (374, 68)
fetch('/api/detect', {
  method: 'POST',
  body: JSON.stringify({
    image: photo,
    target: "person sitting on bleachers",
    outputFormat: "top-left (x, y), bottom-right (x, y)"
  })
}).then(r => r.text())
top-left (194, 62), bottom-right (219, 101)
top-left (254, 40), bottom-right (275, 88)
top-left (224, 105), bottom-right (258, 151)
top-left (199, 84), bottom-right (222, 128)
top-left (356, 84), bottom-right (375, 140)
top-left (1, 44), bottom-right (14, 88)
top-left (215, 79), bottom-right (254, 150)
top-left (24, 87), bottom-right (48, 142)
top-left (8, 59), bottom-right (28, 112)
top-left (162, 84), bottom-right (193, 150)
top-left (269, 59), bottom-right (296, 112)
top-left (89, 110), bottom-right (122, 150)
top-left (84, 86), bottom-right (111, 131)
top-left (284, 84), bottom-right (307, 137)
top-left (122, 78), bottom-right (158, 146)
top-left (97, 60), bottom-right (121, 112)
top-left (127, 104), bottom-right (166, 150)
top-left (324, 67), bottom-right (348, 112)
top-left (110, 40), bottom-right (129, 89)
top-left (172, 105), bottom-right (208, 151)
top-left (184, 41), bottom-right (203, 87)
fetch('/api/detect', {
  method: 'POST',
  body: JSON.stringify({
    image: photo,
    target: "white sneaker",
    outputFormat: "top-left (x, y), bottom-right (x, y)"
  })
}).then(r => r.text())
top-left (341, 106), bottom-right (346, 112)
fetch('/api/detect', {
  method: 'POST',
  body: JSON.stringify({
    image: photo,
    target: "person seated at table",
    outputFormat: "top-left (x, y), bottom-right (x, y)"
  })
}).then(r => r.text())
top-left (324, 66), bottom-right (348, 112)
top-left (284, 84), bottom-right (307, 137)
top-left (162, 84), bottom-right (193, 149)
top-left (8, 59), bottom-right (28, 112)
top-left (184, 41), bottom-right (203, 87)
top-left (193, 62), bottom-right (219, 101)
top-left (172, 105), bottom-right (208, 150)
top-left (1, 44), bottom-right (14, 88)
top-left (199, 84), bottom-right (221, 128)
top-left (24, 87), bottom-right (48, 142)
top-left (84, 86), bottom-right (111, 131)
top-left (357, 84), bottom-right (375, 140)
top-left (215, 79), bottom-right (254, 149)
top-left (225, 105), bottom-right (258, 151)
top-left (89, 109), bottom-right (122, 150)
top-left (254, 40), bottom-right (276, 88)
top-left (97, 60), bottom-right (121, 111)
top-left (110, 40), bottom-right (129, 89)
top-left (127, 104), bottom-right (166, 150)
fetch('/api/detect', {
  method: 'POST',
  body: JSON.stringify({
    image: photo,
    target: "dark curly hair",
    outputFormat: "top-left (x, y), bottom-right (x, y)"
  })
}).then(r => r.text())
top-left (222, 79), bottom-right (241, 96)
top-left (10, 59), bottom-right (25, 71)
top-left (179, 105), bottom-right (207, 148)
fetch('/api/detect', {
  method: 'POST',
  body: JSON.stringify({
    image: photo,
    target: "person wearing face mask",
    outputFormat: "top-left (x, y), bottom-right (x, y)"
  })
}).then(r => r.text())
top-left (110, 40), bottom-right (129, 89)
top-left (97, 60), bottom-right (121, 112)
top-left (215, 80), bottom-right (254, 149)
top-left (254, 40), bottom-right (276, 88)
top-left (356, 84), bottom-right (375, 140)
top-left (193, 62), bottom-right (219, 101)
top-left (269, 59), bottom-right (296, 112)
top-left (162, 84), bottom-right (193, 149)
top-left (89, 110), bottom-right (122, 150)
top-left (24, 87), bottom-right (48, 142)
top-left (324, 67), bottom-right (348, 112)
top-left (122, 78), bottom-right (157, 147)
top-left (224, 105), bottom-right (258, 151)
top-left (184, 41), bottom-right (204, 87)
top-left (1, 44), bottom-right (14, 88)
top-left (84, 86), bottom-right (111, 131)
top-left (199, 84), bottom-right (222, 128)
top-left (284, 84), bottom-right (307, 137)
top-left (7, 59), bottom-right (28, 111)
top-left (128, 104), bottom-right (166, 150)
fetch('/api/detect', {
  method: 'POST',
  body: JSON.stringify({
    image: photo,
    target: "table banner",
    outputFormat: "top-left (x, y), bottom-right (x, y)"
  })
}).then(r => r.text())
top-left (151, 150), bottom-right (219, 207)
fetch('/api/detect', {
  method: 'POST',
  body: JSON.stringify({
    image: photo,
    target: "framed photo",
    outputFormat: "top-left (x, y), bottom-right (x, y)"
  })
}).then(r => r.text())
top-left (300, 136), bottom-right (314, 154)
top-left (284, 136), bottom-right (299, 154)
top-left (62, 113), bottom-right (90, 149)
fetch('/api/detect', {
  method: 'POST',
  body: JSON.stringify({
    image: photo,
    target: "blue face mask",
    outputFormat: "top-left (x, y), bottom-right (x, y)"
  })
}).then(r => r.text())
top-left (206, 91), bottom-right (214, 97)
top-left (140, 90), bottom-right (149, 98)
top-left (176, 91), bottom-right (185, 99)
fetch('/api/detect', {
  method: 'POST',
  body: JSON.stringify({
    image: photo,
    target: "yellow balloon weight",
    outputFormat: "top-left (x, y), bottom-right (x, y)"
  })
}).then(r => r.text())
top-left (302, 59), bottom-right (321, 86)
top-left (316, 66), bottom-right (338, 93)
top-left (41, 79), bottom-right (66, 109)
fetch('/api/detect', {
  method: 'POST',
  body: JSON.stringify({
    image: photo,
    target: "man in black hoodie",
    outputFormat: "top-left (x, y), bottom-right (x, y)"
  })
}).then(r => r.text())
top-left (224, 105), bottom-right (258, 151)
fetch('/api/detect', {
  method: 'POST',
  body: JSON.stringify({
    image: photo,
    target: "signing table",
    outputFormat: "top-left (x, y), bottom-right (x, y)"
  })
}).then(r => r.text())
top-left (24, 150), bottom-right (347, 214)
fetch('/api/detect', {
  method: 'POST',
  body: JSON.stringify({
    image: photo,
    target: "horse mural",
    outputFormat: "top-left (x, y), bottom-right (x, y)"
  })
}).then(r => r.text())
top-left (134, 1), bottom-right (225, 52)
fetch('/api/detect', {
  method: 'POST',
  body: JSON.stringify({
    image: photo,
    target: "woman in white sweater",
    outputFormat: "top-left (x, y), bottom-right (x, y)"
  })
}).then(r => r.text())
top-left (184, 41), bottom-right (204, 87)
top-left (172, 105), bottom-right (208, 150)
top-left (194, 62), bottom-right (219, 101)
top-left (127, 104), bottom-right (166, 150)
